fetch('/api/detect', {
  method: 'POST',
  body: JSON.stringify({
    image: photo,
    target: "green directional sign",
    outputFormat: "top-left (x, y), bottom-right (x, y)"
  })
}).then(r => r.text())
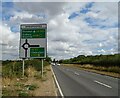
top-left (20, 24), bottom-right (47, 58)
top-left (30, 48), bottom-right (45, 57)
top-left (21, 29), bottom-right (45, 39)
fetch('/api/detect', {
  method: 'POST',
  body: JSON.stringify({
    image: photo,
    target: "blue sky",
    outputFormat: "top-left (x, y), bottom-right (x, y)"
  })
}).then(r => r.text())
top-left (1, 1), bottom-right (118, 60)
top-left (68, 2), bottom-right (94, 19)
top-left (85, 17), bottom-right (118, 29)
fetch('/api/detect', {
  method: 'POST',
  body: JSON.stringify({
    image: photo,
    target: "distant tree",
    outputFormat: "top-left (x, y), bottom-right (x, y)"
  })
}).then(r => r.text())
top-left (59, 54), bottom-right (120, 66)
top-left (53, 59), bottom-right (56, 63)
top-left (59, 60), bottom-right (63, 63)
top-left (46, 55), bottom-right (52, 62)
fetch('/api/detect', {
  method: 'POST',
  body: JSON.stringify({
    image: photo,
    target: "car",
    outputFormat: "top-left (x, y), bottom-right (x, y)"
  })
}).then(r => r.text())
top-left (51, 63), bottom-right (55, 66)
top-left (53, 63), bottom-right (56, 66)
top-left (57, 63), bottom-right (60, 66)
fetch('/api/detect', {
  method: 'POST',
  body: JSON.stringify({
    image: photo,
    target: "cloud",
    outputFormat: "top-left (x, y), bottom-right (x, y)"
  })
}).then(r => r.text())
top-left (8, 11), bottom-right (46, 28)
top-left (2, 2), bottom-right (118, 60)
top-left (1, 24), bottom-right (20, 60)
top-left (11, 0), bottom-right (120, 2)
top-left (14, 2), bottom-right (65, 20)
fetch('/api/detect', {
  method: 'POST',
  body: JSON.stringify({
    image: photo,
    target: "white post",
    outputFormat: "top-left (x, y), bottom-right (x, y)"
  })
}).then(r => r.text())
top-left (41, 59), bottom-right (43, 77)
top-left (23, 59), bottom-right (25, 77)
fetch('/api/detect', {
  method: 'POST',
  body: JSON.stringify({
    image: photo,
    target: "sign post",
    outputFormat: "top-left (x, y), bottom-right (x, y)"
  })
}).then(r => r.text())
top-left (41, 59), bottom-right (43, 77)
top-left (22, 58), bottom-right (25, 77)
top-left (19, 24), bottom-right (47, 77)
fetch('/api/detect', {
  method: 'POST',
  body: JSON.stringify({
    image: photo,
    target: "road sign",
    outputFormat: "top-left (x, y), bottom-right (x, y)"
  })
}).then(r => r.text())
top-left (19, 24), bottom-right (47, 58)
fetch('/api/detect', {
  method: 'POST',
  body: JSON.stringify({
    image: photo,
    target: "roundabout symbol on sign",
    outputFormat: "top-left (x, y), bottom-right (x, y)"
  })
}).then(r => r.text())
top-left (22, 39), bottom-right (40, 58)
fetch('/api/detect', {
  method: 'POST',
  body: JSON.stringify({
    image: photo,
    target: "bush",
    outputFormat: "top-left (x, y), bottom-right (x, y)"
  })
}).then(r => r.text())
top-left (25, 84), bottom-right (38, 90)
top-left (2, 59), bottom-right (49, 78)
top-left (18, 91), bottom-right (29, 96)
top-left (107, 66), bottom-right (120, 73)
top-left (61, 54), bottom-right (120, 67)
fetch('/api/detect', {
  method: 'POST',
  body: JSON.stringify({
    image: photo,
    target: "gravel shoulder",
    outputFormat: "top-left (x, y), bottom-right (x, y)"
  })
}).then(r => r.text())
top-left (33, 65), bottom-right (57, 96)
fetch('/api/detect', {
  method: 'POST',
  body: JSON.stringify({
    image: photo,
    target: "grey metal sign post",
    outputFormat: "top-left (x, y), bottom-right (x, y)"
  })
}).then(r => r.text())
top-left (42, 59), bottom-right (43, 77)
top-left (22, 58), bottom-right (25, 77)
top-left (19, 24), bottom-right (47, 77)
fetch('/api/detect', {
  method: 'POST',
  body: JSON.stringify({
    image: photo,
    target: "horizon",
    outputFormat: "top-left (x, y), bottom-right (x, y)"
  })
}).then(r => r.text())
top-left (1, 53), bottom-right (119, 61)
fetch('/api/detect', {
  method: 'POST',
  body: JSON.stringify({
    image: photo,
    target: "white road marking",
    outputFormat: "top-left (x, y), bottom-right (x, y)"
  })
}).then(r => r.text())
top-left (94, 80), bottom-right (112, 88)
top-left (74, 72), bottom-right (79, 75)
top-left (51, 66), bottom-right (64, 98)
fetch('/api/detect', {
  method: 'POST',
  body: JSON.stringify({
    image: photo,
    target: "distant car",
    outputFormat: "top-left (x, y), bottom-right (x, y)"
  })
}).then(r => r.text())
top-left (51, 63), bottom-right (55, 66)
top-left (57, 63), bottom-right (60, 66)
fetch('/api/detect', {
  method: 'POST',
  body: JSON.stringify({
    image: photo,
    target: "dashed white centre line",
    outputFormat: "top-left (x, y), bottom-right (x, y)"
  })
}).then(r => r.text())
top-left (74, 72), bottom-right (79, 75)
top-left (94, 80), bottom-right (112, 88)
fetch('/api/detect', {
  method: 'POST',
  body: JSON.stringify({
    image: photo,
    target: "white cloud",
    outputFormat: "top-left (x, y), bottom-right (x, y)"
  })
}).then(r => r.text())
top-left (12, 11), bottom-right (33, 20)
top-left (14, 2), bottom-right (65, 20)
top-left (98, 49), bottom-right (106, 53)
top-left (1, 24), bottom-right (20, 60)
top-left (8, 11), bottom-right (46, 26)
top-left (12, 0), bottom-right (119, 2)
top-left (87, 12), bottom-right (98, 18)
top-left (89, 2), bottom-right (118, 24)
top-left (99, 43), bottom-right (103, 47)
top-left (2, 2), bottom-right (118, 60)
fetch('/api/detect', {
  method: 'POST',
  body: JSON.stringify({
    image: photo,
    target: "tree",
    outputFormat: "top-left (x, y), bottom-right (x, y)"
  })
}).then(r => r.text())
top-left (46, 55), bottom-right (52, 62)
top-left (53, 59), bottom-right (55, 63)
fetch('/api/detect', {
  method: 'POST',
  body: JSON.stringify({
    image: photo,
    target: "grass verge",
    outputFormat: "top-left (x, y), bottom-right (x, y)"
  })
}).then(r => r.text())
top-left (2, 65), bottom-right (56, 96)
top-left (63, 64), bottom-right (120, 78)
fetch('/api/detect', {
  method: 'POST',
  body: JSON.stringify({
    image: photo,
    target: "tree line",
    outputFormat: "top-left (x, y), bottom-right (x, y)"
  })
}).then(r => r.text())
top-left (59, 54), bottom-right (120, 67)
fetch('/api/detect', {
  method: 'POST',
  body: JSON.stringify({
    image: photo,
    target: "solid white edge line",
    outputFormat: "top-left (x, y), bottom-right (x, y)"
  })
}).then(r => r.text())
top-left (50, 67), bottom-right (57, 96)
top-left (94, 80), bottom-right (112, 88)
top-left (50, 65), bottom-right (64, 98)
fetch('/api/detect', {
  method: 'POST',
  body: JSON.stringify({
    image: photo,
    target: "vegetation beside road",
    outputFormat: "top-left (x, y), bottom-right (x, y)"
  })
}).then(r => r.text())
top-left (59, 54), bottom-right (120, 78)
top-left (2, 59), bottom-right (49, 78)
top-left (63, 64), bottom-right (120, 78)
top-left (2, 58), bottom-right (56, 96)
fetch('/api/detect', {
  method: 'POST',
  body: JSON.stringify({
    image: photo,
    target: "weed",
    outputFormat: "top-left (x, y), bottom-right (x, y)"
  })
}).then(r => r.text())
top-left (46, 68), bottom-right (51, 71)
top-left (2, 89), bottom-right (11, 96)
top-left (18, 91), bottom-right (29, 96)
top-left (14, 82), bottom-right (24, 87)
top-left (25, 84), bottom-right (38, 90)
top-left (41, 76), bottom-right (47, 82)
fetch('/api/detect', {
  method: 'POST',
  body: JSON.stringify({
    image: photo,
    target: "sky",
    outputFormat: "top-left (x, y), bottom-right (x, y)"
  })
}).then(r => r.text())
top-left (0, 0), bottom-right (119, 60)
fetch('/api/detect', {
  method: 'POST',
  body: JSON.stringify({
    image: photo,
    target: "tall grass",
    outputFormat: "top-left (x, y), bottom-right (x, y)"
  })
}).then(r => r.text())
top-left (2, 59), bottom-right (49, 78)
top-left (60, 54), bottom-right (120, 73)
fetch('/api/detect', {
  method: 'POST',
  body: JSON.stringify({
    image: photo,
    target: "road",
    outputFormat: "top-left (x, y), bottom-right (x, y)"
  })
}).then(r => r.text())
top-left (52, 65), bottom-right (119, 96)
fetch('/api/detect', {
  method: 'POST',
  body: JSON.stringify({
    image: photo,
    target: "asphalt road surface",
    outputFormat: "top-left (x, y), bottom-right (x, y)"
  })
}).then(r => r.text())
top-left (52, 65), bottom-right (119, 96)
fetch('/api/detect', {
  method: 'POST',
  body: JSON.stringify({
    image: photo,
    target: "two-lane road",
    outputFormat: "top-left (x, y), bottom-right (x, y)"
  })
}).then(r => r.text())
top-left (52, 65), bottom-right (119, 96)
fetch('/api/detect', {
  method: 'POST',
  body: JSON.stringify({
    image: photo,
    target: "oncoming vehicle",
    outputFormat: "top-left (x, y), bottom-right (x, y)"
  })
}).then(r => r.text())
top-left (57, 63), bottom-right (60, 66)
top-left (51, 63), bottom-right (55, 66)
